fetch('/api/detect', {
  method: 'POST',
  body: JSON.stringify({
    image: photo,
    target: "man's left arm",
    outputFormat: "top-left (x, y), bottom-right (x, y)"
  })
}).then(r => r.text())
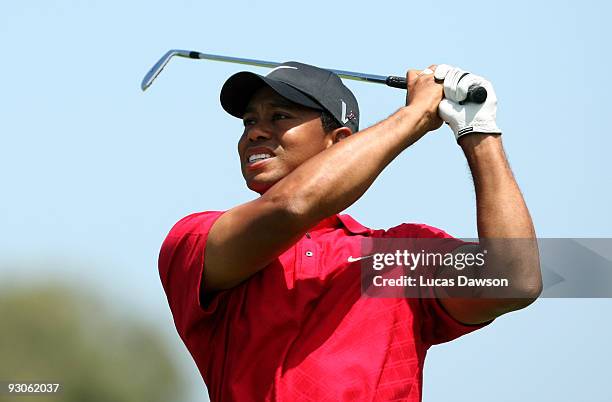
top-left (434, 66), bottom-right (543, 324)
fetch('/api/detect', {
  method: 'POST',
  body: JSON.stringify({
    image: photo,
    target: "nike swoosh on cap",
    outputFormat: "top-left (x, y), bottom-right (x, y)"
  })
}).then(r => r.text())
top-left (269, 66), bottom-right (298, 74)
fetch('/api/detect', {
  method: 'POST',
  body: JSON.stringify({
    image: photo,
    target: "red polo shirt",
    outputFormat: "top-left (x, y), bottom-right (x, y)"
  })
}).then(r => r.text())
top-left (159, 211), bottom-right (489, 402)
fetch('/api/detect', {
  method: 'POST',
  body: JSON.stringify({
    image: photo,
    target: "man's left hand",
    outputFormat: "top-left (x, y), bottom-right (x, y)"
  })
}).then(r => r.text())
top-left (435, 64), bottom-right (502, 142)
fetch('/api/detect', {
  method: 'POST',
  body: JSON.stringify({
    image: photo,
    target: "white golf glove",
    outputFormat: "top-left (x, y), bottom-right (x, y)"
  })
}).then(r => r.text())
top-left (435, 64), bottom-right (502, 142)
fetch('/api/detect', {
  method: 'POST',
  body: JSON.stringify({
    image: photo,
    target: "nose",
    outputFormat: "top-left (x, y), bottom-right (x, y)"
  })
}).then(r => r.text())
top-left (245, 121), bottom-right (273, 142)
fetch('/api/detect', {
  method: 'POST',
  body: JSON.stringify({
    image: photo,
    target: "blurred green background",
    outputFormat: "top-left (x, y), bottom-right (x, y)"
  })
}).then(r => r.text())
top-left (0, 278), bottom-right (185, 402)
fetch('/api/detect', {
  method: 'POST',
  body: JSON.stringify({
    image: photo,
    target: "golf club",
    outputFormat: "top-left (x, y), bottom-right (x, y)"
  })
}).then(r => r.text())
top-left (141, 49), bottom-right (487, 104)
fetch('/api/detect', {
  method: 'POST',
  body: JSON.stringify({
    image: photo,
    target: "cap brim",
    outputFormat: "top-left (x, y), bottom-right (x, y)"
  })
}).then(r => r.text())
top-left (220, 71), bottom-right (323, 119)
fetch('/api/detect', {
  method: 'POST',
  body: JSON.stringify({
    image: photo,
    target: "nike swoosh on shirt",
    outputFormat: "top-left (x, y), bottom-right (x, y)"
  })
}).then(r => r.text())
top-left (347, 254), bottom-right (375, 263)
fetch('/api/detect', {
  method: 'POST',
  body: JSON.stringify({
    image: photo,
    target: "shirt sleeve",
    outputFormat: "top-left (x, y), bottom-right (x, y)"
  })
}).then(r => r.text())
top-left (158, 210), bottom-right (227, 338)
top-left (381, 222), bottom-right (492, 347)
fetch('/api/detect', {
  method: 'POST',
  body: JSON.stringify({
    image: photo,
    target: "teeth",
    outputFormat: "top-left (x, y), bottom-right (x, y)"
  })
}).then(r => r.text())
top-left (248, 153), bottom-right (272, 163)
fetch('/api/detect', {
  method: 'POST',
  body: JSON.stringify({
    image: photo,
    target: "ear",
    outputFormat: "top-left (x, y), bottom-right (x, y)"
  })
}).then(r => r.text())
top-left (330, 127), bottom-right (353, 145)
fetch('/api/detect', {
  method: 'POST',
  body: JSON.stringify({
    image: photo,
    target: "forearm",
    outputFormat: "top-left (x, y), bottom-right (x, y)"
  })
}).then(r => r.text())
top-left (461, 134), bottom-right (534, 238)
top-left (461, 134), bottom-right (542, 298)
top-left (436, 134), bottom-right (541, 323)
top-left (264, 106), bottom-right (429, 226)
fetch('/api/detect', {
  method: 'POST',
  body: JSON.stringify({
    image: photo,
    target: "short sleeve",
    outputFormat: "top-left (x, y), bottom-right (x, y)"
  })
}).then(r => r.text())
top-left (158, 211), bottom-right (225, 337)
top-left (381, 222), bottom-right (491, 347)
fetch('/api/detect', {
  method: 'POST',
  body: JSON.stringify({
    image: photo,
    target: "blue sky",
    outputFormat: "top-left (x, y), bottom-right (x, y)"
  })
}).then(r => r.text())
top-left (1, 1), bottom-right (611, 401)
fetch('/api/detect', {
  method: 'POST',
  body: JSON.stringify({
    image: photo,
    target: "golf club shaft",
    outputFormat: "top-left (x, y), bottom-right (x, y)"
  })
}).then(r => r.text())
top-left (187, 51), bottom-right (397, 85)
top-left (141, 49), bottom-right (487, 103)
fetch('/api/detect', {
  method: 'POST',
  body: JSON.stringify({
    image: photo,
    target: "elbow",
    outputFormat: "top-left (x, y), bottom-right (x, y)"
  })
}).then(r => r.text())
top-left (525, 275), bottom-right (544, 300)
top-left (488, 246), bottom-right (543, 311)
top-left (513, 258), bottom-right (543, 307)
top-left (261, 189), bottom-right (316, 228)
top-left (262, 190), bottom-right (316, 221)
top-left (500, 269), bottom-right (543, 312)
top-left (510, 279), bottom-right (543, 310)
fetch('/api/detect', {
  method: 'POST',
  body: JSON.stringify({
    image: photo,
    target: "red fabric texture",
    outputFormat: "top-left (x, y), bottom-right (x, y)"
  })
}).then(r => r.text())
top-left (158, 212), bottom-right (489, 402)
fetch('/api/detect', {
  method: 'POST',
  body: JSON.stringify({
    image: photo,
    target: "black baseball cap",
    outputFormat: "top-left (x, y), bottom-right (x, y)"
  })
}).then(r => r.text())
top-left (220, 61), bottom-right (359, 133)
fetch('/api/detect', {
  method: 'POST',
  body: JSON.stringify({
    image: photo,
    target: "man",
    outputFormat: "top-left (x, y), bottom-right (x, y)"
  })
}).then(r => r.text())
top-left (158, 61), bottom-right (542, 401)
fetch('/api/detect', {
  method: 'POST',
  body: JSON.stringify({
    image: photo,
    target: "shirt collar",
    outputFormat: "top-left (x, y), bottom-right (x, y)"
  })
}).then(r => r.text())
top-left (337, 213), bottom-right (372, 235)
top-left (308, 213), bottom-right (372, 235)
top-left (309, 215), bottom-right (341, 232)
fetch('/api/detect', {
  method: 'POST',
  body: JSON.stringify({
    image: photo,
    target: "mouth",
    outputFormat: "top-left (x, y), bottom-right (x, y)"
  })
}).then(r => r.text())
top-left (247, 153), bottom-right (274, 164)
top-left (244, 147), bottom-right (277, 169)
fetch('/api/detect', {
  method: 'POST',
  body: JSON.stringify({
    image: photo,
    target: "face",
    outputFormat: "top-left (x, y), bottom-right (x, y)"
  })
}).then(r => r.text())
top-left (237, 87), bottom-right (334, 194)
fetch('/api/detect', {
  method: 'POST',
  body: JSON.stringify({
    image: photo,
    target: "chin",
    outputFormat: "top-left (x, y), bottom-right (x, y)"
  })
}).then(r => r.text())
top-left (246, 178), bottom-right (277, 195)
top-left (243, 168), bottom-right (288, 195)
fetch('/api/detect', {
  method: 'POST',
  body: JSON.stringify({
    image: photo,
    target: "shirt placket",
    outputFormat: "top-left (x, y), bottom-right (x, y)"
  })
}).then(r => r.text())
top-left (297, 231), bottom-right (319, 278)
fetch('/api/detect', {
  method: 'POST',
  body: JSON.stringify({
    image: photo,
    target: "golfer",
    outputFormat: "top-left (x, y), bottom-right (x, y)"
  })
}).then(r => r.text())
top-left (159, 62), bottom-right (542, 401)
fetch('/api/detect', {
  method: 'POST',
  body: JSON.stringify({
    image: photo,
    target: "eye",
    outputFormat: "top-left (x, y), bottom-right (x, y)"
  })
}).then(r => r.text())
top-left (243, 117), bottom-right (256, 127)
top-left (272, 112), bottom-right (289, 121)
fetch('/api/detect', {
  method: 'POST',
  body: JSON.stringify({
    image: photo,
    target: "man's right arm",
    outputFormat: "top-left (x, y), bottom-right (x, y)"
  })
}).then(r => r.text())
top-left (204, 69), bottom-right (442, 292)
